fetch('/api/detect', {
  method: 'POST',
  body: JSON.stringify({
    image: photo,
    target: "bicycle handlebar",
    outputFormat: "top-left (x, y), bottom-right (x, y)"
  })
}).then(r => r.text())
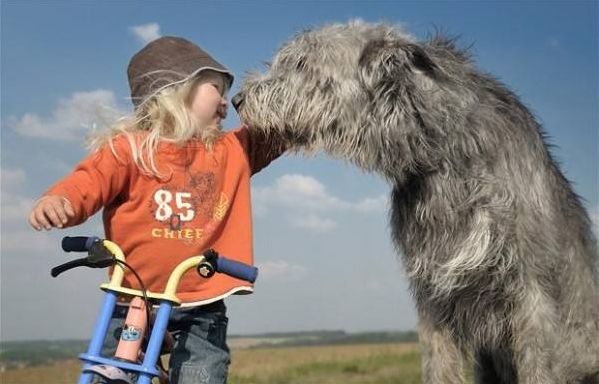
top-left (53, 236), bottom-right (258, 283)
top-left (52, 237), bottom-right (116, 277)
top-left (62, 236), bottom-right (100, 252)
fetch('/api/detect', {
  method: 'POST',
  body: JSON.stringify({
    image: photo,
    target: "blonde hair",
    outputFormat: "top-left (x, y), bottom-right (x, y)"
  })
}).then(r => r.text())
top-left (88, 73), bottom-right (227, 178)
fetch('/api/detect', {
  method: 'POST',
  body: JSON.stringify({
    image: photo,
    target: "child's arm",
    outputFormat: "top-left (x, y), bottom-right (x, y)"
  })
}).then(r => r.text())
top-left (234, 126), bottom-right (287, 175)
top-left (28, 137), bottom-right (131, 231)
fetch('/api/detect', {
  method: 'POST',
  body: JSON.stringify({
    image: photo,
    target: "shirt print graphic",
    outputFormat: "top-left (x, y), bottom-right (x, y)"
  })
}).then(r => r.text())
top-left (147, 171), bottom-right (229, 245)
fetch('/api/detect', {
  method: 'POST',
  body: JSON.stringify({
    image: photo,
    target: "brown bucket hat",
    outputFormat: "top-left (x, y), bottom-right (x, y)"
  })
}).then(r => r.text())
top-left (127, 36), bottom-right (234, 107)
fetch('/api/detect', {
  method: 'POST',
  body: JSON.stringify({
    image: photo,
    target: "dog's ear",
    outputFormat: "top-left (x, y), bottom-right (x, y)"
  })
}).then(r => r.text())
top-left (358, 39), bottom-right (438, 87)
top-left (405, 44), bottom-right (438, 74)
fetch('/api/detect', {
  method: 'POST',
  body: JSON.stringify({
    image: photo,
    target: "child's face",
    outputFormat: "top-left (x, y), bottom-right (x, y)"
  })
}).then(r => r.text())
top-left (189, 71), bottom-right (228, 128)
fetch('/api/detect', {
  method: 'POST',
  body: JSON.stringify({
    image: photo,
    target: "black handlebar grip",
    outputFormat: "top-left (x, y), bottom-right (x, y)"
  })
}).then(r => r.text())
top-left (61, 236), bottom-right (100, 252)
top-left (51, 258), bottom-right (90, 277)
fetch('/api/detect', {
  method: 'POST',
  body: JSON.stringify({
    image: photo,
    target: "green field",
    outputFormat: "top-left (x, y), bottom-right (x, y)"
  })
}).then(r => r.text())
top-left (1, 342), bottom-right (422, 384)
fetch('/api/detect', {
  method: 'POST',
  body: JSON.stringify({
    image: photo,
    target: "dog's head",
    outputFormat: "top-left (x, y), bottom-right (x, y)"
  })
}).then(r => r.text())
top-left (235, 20), bottom-right (476, 175)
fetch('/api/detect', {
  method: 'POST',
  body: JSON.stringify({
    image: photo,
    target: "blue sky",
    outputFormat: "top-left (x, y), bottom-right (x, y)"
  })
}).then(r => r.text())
top-left (1, 1), bottom-right (597, 341)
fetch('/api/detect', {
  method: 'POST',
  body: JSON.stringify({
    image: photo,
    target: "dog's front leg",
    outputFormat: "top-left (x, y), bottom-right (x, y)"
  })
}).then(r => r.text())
top-left (418, 317), bottom-right (465, 384)
top-left (512, 281), bottom-right (558, 384)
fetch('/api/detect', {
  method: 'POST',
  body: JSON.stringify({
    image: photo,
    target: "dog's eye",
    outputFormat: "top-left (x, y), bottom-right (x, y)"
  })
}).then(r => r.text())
top-left (296, 58), bottom-right (306, 70)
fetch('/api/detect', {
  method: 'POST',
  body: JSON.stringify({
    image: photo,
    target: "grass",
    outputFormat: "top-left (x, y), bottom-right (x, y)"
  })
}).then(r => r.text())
top-left (1, 342), bottom-right (422, 384)
top-left (229, 343), bottom-right (422, 384)
top-left (0, 360), bottom-right (82, 384)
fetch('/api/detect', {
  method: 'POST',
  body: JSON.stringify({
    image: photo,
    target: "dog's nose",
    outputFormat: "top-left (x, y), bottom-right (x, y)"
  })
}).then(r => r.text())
top-left (231, 92), bottom-right (245, 111)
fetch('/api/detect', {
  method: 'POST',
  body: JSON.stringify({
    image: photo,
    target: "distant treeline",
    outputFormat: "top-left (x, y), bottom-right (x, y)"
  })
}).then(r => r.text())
top-left (0, 340), bottom-right (88, 368)
top-left (229, 330), bottom-right (419, 348)
top-left (1, 330), bottom-right (418, 369)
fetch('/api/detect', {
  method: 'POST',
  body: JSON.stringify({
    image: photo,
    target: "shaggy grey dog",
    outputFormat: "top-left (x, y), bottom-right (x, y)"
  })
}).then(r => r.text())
top-left (233, 21), bottom-right (599, 384)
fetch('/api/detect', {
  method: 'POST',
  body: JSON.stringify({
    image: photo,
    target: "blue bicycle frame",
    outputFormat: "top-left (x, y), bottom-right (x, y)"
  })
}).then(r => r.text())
top-left (78, 291), bottom-right (170, 384)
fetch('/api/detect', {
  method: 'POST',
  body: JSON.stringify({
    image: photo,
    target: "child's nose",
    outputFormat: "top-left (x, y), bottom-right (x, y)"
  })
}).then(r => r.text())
top-left (218, 101), bottom-right (228, 119)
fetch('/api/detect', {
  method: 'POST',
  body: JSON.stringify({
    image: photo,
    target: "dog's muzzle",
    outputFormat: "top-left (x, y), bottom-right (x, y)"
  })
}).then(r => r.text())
top-left (231, 92), bottom-right (245, 112)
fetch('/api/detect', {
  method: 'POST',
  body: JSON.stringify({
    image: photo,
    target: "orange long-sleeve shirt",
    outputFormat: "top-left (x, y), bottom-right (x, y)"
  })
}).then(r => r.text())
top-left (46, 127), bottom-right (283, 304)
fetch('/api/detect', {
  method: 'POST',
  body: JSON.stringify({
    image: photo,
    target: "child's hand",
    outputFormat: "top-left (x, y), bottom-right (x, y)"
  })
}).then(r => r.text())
top-left (29, 195), bottom-right (75, 231)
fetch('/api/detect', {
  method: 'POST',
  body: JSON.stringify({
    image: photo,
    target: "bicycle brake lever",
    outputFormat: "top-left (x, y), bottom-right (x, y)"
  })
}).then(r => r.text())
top-left (51, 258), bottom-right (92, 277)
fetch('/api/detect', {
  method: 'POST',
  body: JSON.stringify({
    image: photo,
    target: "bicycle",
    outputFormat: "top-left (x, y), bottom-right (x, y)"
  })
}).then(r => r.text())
top-left (51, 236), bottom-right (258, 384)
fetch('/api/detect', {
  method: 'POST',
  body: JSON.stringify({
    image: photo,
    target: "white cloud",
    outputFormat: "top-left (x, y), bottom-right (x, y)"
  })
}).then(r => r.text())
top-left (254, 174), bottom-right (387, 213)
top-left (130, 23), bottom-right (161, 45)
top-left (0, 168), bottom-right (54, 252)
top-left (254, 174), bottom-right (349, 212)
top-left (10, 89), bottom-right (123, 141)
top-left (292, 213), bottom-right (337, 232)
top-left (1, 167), bottom-right (33, 224)
top-left (354, 194), bottom-right (388, 213)
top-left (1, 167), bottom-right (26, 190)
top-left (253, 174), bottom-right (388, 232)
top-left (256, 260), bottom-right (307, 282)
top-left (2, 194), bottom-right (34, 224)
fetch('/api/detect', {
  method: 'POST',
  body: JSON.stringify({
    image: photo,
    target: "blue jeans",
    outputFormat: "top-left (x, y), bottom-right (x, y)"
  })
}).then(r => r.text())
top-left (100, 300), bottom-right (230, 384)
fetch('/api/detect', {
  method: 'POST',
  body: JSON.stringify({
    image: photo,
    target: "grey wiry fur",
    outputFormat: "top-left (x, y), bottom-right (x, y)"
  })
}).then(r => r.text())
top-left (235, 21), bottom-right (599, 384)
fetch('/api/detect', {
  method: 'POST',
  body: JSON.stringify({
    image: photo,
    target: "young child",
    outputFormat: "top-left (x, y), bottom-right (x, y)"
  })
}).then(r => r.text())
top-left (29, 36), bottom-right (285, 383)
